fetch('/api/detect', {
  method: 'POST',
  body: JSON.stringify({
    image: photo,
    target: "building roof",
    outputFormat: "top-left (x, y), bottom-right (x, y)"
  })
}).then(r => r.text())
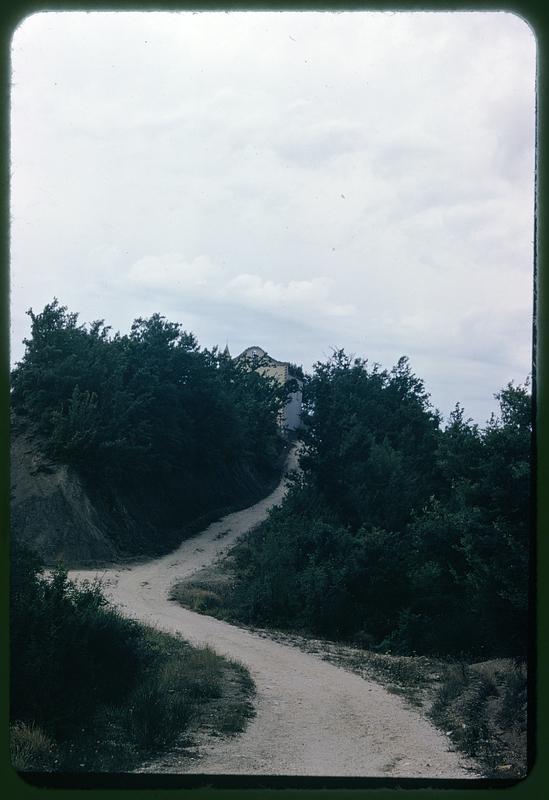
top-left (235, 346), bottom-right (287, 367)
top-left (235, 345), bottom-right (303, 383)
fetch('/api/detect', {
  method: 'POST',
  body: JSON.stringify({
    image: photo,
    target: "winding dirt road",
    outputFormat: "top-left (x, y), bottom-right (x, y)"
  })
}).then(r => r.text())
top-left (71, 448), bottom-right (479, 778)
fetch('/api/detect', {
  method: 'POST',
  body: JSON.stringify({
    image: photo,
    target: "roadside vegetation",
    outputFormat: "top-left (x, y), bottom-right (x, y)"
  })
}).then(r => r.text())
top-left (11, 303), bottom-right (530, 777)
top-left (171, 349), bottom-right (531, 777)
top-left (11, 299), bottom-right (290, 558)
top-left (172, 573), bottom-right (528, 777)
top-left (298, 639), bottom-right (528, 777)
top-left (10, 543), bottom-right (255, 773)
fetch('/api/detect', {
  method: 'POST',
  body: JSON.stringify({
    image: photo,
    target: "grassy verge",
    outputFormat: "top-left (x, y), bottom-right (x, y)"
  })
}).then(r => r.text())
top-left (308, 645), bottom-right (527, 778)
top-left (429, 659), bottom-right (527, 777)
top-left (11, 625), bottom-right (255, 773)
top-left (171, 568), bottom-right (527, 779)
top-left (170, 564), bottom-right (236, 619)
top-left (10, 542), bottom-right (256, 774)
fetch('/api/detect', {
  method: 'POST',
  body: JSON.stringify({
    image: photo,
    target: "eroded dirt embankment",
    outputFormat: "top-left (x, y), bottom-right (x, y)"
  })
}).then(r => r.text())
top-left (70, 447), bottom-right (480, 778)
top-left (11, 420), bottom-right (285, 567)
top-left (11, 426), bottom-right (118, 565)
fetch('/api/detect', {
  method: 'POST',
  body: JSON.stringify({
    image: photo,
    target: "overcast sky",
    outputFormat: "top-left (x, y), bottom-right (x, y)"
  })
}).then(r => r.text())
top-left (10, 10), bottom-right (535, 424)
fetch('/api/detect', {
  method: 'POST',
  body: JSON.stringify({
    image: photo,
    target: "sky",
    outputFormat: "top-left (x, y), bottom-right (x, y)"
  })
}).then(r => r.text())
top-left (10, 10), bottom-right (536, 424)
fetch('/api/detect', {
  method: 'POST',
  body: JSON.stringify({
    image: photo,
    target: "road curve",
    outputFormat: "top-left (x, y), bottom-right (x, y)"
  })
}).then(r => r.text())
top-left (71, 447), bottom-right (479, 778)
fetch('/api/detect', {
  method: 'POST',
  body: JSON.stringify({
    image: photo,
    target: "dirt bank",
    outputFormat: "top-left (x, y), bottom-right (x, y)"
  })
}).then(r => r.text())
top-left (11, 424), bottom-right (117, 565)
top-left (11, 418), bottom-right (287, 566)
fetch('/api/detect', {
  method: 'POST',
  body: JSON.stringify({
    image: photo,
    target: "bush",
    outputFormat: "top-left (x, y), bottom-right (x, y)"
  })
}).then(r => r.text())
top-left (10, 544), bottom-right (145, 738)
top-left (10, 546), bottom-right (255, 771)
top-left (208, 354), bottom-right (530, 661)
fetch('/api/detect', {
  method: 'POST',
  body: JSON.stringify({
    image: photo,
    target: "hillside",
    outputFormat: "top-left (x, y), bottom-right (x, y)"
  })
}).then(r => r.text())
top-left (11, 421), bottom-right (119, 566)
top-left (10, 301), bottom-right (290, 566)
top-left (11, 418), bottom-right (287, 567)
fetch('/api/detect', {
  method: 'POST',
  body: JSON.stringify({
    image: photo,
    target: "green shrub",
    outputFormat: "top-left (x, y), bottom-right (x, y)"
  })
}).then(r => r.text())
top-left (10, 547), bottom-right (256, 771)
top-left (11, 300), bottom-right (288, 556)
top-left (10, 545), bottom-right (145, 738)
top-left (209, 354), bottom-right (530, 661)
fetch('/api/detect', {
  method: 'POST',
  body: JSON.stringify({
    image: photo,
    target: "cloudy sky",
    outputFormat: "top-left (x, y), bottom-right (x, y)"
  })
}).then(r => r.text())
top-left (10, 10), bottom-right (535, 424)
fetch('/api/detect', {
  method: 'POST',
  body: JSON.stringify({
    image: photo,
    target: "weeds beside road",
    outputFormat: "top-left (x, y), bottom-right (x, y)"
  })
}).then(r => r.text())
top-left (11, 625), bottom-right (255, 774)
top-left (172, 569), bottom-right (527, 779)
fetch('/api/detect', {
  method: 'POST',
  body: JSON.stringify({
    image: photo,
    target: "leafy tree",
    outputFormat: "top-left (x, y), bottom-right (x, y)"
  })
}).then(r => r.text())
top-left (225, 352), bottom-right (531, 659)
top-left (299, 351), bottom-right (441, 530)
top-left (11, 300), bottom-right (287, 556)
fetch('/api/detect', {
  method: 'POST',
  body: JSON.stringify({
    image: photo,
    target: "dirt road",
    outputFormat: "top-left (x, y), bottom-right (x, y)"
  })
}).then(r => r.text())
top-left (71, 448), bottom-right (479, 778)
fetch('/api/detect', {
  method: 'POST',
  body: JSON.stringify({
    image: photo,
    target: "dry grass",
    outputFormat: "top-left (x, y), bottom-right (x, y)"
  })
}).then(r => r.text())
top-left (10, 722), bottom-right (57, 772)
top-left (430, 659), bottom-right (527, 778)
top-left (169, 566), bottom-right (235, 620)
top-left (212, 664), bottom-right (256, 736)
top-left (171, 584), bottom-right (225, 614)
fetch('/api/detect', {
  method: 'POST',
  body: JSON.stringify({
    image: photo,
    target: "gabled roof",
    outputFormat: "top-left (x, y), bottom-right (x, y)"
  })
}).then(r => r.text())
top-left (236, 346), bottom-right (288, 367)
top-left (236, 346), bottom-right (268, 360)
top-left (236, 346), bottom-right (303, 387)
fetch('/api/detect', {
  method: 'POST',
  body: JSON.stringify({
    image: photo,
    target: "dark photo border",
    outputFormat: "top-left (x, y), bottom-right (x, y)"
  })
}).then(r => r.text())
top-left (1, 1), bottom-right (545, 798)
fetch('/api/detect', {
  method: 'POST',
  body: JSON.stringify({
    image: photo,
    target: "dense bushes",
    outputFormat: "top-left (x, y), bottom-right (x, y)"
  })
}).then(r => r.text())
top-left (10, 543), bottom-right (147, 743)
top-left (224, 352), bottom-right (531, 659)
top-left (10, 543), bottom-right (254, 771)
top-left (299, 352), bottom-right (442, 531)
top-left (11, 300), bottom-right (288, 554)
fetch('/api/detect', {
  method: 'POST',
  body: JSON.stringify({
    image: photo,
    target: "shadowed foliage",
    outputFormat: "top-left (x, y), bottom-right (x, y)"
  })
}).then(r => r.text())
top-left (11, 299), bottom-right (290, 557)
top-left (204, 351), bottom-right (531, 660)
top-left (10, 543), bottom-right (255, 772)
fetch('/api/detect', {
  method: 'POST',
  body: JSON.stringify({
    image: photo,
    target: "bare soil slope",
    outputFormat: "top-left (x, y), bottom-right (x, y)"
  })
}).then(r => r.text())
top-left (11, 425), bottom-right (117, 565)
top-left (71, 447), bottom-right (480, 778)
top-left (11, 421), bottom-right (288, 567)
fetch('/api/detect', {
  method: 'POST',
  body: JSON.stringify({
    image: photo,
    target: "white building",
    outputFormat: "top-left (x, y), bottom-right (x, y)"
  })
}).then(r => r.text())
top-left (235, 346), bottom-right (303, 432)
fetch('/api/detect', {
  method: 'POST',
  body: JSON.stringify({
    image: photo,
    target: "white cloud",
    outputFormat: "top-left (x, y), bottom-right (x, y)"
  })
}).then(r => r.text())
top-left (127, 254), bottom-right (221, 291)
top-left (123, 252), bottom-right (356, 331)
top-left (226, 273), bottom-right (356, 320)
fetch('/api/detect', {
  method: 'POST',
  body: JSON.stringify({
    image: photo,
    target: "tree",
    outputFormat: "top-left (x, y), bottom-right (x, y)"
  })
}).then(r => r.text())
top-left (11, 300), bottom-right (287, 556)
top-left (299, 351), bottom-right (441, 530)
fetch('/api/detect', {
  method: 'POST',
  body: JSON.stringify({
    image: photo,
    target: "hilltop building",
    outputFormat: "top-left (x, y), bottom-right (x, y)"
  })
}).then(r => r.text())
top-left (235, 346), bottom-right (303, 432)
